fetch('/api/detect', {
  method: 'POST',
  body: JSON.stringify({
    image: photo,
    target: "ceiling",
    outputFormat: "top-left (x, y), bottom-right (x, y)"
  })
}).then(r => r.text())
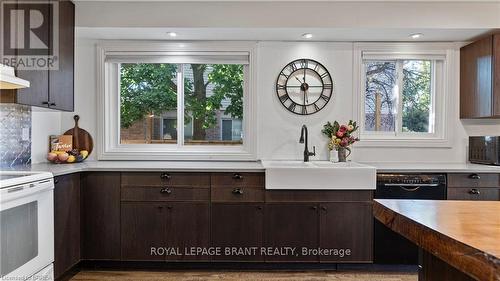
top-left (77, 27), bottom-right (489, 42)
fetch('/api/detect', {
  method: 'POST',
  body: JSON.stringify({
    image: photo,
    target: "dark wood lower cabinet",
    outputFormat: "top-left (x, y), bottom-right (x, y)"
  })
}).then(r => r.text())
top-left (166, 202), bottom-right (210, 261)
top-left (265, 203), bottom-right (319, 262)
top-left (54, 173), bottom-right (80, 279)
top-left (54, 171), bottom-right (375, 278)
top-left (81, 172), bottom-right (121, 260)
top-left (211, 203), bottom-right (264, 261)
top-left (319, 202), bottom-right (373, 263)
top-left (121, 202), bottom-right (166, 261)
top-left (120, 201), bottom-right (210, 262)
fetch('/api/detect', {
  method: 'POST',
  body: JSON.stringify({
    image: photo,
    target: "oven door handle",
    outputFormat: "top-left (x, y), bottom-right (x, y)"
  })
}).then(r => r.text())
top-left (383, 183), bottom-right (440, 192)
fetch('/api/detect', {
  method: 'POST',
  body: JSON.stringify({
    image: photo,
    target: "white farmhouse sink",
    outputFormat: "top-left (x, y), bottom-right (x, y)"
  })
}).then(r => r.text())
top-left (262, 161), bottom-right (376, 190)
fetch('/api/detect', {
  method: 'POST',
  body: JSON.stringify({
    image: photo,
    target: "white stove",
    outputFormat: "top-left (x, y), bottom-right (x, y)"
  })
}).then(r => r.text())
top-left (0, 171), bottom-right (55, 281)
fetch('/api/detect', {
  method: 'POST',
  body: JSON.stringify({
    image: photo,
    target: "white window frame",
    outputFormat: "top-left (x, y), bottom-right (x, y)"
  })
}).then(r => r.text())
top-left (353, 43), bottom-right (456, 148)
top-left (96, 41), bottom-right (258, 160)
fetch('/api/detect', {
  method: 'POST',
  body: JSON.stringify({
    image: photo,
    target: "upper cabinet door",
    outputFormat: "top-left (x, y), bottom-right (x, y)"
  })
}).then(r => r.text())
top-left (460, 35), bottom-right (495, 118)
top-left (460, 35), bottom-right (493, 118)
top-left (14, 1), bottom-right (50, 108)
top-left (493, 35), bottom-right (500, 116)
top-left (5, 0), bottom-right (74, 111)
top-left (48, 0), bottom-right (74, 111)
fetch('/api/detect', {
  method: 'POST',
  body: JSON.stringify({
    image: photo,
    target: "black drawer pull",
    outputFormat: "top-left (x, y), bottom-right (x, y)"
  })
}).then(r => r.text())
top-left (160, 173), bottom-right (171, 180)
top-left (160, 187), bottom-right (172, 194)
top-left (311, 206), bottom-right (318, 210)
top-left (468, 188), bottom-right (481, 195)
top-left (232, 173), bottom-right (243, 180)
top-left (49, 102), bottom-right (56, 106)
top-left (321, 206), bottom-right (327, 211)
top-left (469, 174), bottom-right (481, 180)
top-left (42, 101), bottom-right (49, 105)
top-left (232, 188), bottom-right (244, 195)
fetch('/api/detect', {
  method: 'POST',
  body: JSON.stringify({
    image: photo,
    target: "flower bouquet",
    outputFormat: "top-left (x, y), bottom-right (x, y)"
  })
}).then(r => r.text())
top-left (322, 120), bottom-right (359, 162)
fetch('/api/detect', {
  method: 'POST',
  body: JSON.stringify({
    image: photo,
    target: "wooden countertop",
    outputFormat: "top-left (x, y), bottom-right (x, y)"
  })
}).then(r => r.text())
top-left (373, 199), bottom-right (500, 281)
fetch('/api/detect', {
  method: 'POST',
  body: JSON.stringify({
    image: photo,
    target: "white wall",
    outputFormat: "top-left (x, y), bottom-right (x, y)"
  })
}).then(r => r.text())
top-left (51, 37), bottom-right (500, 164)
top-left (31, 109), bottom-right (61, 163)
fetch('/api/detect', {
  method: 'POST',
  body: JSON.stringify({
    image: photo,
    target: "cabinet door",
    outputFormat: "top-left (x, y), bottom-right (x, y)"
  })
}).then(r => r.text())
top-left (319, 202), bottom-right (373, 263)
top-left (121, 202), bottom-right (166, 261)
top-left (166, 202), bottom-right (210, 261)
top-left (460, 35), bottom-right (493, 118)
top-left (447, 187), bottom-right (500, 201)
top-left (211, 203), bottom-right (264, 261)
top-left (14, 2), bottom-right (50, 108)
top-left (48, 0), bottom-right (74, 111)
top-left (81, 172), bottom-right (121, 260)
top-left (493, 34), bottom-right (500, 116)
top-left (265, 203), bottom-right (319, 262)
top-left (53, 173), bottom-right (80, 279)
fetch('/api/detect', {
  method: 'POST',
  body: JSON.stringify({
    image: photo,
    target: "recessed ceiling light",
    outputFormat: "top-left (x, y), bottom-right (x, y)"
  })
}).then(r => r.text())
top-left (302, 33), bottom-right (313, 39)
top-left (409, 33), bottom-right (423, 39)
top-left (167, 32), bottom-right (177, 38)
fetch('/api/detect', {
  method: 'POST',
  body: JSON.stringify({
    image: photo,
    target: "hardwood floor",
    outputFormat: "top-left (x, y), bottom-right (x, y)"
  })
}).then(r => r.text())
top-left (70, 269), bottom-right (417, 281)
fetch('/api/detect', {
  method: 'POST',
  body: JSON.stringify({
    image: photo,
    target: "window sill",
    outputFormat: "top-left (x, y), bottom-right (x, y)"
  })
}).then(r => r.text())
top-left (355, 137), bottom-right (452, 148)
top-left (98, 146), bottom-right (257, 161)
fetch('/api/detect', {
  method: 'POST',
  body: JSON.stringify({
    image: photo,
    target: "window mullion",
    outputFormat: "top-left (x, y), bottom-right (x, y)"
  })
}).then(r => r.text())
top-left (177, 64), bottom-right (185, 147)
top-left (396, 60), bottom-right (404, 136)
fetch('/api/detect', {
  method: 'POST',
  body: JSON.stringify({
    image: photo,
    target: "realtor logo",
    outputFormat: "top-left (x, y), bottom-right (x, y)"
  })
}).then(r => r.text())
top-left (1, 1), bottom-right (59, 70)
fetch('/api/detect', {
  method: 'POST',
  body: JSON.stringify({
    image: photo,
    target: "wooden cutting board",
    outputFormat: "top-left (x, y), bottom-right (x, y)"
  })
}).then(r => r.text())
top-left (64, 115), bottom-right (93, 154)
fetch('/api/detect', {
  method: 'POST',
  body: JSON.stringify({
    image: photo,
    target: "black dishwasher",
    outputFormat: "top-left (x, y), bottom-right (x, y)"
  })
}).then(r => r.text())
top-left (374, 173), bottom-right (447, 264)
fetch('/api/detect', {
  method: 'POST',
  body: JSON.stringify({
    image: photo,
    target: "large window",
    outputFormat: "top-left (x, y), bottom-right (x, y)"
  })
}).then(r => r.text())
top-left (97, 42), bottom-right (256, 160)
top-left (364, 59), bottom-right (434, 134)
top-left (119, 63), bottom-right (244, 146)
top-left (354, 43), bottom-right (452, 147)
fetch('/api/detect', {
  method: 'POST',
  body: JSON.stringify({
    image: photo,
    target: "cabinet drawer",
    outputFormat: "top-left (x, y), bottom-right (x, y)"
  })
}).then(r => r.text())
top-left (447, 173), bottom-right (500, 188)
top-left (211, 173), bottom-right (264, 188)
top-left (447, 187), bottom-right (500, 201)
top-left (211, 185), bottom-right (265, 202)
top-left (266, 190), bottom-right (373, 202)
top-left (121, 172), bottom-right (210, 188)
top-left (121, 186), bottom-right (209, 202)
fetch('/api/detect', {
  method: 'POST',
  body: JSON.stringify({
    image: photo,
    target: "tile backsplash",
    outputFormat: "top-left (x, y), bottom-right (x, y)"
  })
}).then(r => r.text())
top-left (0, 104), bottom-right (31, 168)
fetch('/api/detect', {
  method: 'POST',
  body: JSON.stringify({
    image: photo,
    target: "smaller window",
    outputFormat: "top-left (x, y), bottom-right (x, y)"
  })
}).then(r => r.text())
top-left (363, 59), bottom-right (435, 136)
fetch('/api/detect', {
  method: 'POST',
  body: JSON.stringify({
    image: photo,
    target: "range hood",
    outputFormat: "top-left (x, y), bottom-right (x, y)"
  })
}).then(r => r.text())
top-left (0, 64), bottom-right (30, 89)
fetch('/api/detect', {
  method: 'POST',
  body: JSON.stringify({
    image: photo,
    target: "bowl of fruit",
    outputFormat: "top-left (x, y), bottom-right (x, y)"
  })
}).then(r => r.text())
top-left (47, 149), bottom-right (89, 164)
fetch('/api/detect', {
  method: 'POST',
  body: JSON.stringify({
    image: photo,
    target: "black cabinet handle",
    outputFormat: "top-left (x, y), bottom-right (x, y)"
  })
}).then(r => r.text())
top-left (157, 206), bottom-right (163, 210)
top-left (42, 101), bottom-right (49, 105)
top-left (311, 206), bottom-right (318, 210)
top-left (232, 173), bottom-right (243, 180)
top-left (49, 102), bottom-right (56, 107)
top-left (321, 206), bottom-right (327, 211)
top-left (167, 206), bottom-right (172, 210)
top-left (160, 173), bottom-right (171, 180)
top-left (256, 206), bottom-right (263, 210)
top-left (469, 174), bottom-right (481, 180)
top-left (232, 188), bottom-right (244, 195)
top-left (54, 179), bottom-right (59, 184)
top-left (468, 188), bottom-right (481, 195)
top-left (160, 187), bottom-right (172, 194)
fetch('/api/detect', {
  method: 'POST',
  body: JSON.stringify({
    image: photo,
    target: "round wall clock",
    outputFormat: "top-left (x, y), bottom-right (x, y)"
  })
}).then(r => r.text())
top-left (275, 58), bottom-right (333, 115)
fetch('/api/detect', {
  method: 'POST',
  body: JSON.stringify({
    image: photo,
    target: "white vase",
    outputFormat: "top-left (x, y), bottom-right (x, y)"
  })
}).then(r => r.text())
top-left (329, 150), bottom-right (339, 162)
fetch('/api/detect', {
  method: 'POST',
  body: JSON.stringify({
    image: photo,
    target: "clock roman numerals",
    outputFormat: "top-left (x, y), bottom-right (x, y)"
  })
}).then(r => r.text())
top-left (300, 59), bottom-right (308, 69)
top-left (276, 59), bottom-right (333, 115)
top-left (279, 94), bottom-right (290, 103)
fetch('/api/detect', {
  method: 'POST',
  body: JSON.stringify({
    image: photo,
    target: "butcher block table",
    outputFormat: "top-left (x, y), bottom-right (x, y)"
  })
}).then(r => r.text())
top-left (373, 199), bottom-right (500, 281)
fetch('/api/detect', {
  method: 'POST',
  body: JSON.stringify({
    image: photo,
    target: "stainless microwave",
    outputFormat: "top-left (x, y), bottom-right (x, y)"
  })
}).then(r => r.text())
top-left (469, 136), bottom-right (500, 165)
